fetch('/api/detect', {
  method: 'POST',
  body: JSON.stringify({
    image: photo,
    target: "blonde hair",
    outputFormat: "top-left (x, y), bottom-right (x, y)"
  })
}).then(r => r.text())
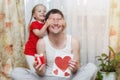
top-left (28, 4), bottom-right (46, 32)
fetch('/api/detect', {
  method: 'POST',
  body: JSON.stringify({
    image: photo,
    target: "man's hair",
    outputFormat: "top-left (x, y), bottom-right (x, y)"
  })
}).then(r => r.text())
top-left (45, 9), bottom-right (64, 21)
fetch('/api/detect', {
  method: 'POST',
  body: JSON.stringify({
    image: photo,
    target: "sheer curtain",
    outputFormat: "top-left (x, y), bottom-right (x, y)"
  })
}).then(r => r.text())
top-left (109, 0), bottom-right (120, 79)
top-left (0, 0), bottom-right (27, 80)
top-left (24, 0), bottom-right (110, 65)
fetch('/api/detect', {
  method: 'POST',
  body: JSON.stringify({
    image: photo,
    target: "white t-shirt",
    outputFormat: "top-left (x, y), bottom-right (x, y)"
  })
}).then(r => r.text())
top-left (44, 34), bottom-right (72, 76)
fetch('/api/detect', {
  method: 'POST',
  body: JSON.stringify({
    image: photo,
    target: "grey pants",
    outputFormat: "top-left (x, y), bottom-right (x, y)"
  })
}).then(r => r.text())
top-left (10, 63), bottom-right (97, 80)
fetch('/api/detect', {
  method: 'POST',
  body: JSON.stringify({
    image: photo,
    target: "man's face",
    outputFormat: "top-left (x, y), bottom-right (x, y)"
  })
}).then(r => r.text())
top-left (48, 13), bottom-right (64, 34)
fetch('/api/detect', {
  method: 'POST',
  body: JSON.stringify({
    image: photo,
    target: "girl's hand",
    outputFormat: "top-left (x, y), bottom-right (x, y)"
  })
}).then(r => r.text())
top-left (33, 62), bottom-right (46, 76)
top-left (58, 19), bottom-right (66, 28)
top-left (68, 60), bottom-right (78, 73)
top-left (45, 19), bottom-right (54, 27)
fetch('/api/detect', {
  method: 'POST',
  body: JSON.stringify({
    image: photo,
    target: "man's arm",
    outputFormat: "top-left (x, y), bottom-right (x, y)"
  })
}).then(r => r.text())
top-left (69, 37), bottom-right (80, 73)
top-left (72, 37), bottom-right (80, 67)
top-left (34, 38), bottom-right (46, 76)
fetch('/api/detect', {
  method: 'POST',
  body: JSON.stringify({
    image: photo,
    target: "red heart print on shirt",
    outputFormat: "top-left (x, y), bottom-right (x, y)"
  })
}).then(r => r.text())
top-left (53, 69), bottom-right (58, 75)
top-left (64, 72), bottom-right (70, 76)
top-left (55, 56), bottom-right (71, 72)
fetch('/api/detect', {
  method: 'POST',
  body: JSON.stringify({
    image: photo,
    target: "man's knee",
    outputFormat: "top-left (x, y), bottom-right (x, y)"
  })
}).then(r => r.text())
top-left (87, 63), bottom-right (97, 72)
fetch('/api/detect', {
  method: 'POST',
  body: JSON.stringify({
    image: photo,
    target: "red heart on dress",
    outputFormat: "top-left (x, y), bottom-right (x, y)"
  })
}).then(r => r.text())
top-left (55, 56), bottom-right (71, 72)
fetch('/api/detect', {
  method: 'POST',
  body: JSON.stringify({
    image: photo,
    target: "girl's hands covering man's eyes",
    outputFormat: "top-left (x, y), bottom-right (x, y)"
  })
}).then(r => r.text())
top-left (45, 19), bottom-right (53, 27)
top-left (58, 19), bottom-right (66, 28)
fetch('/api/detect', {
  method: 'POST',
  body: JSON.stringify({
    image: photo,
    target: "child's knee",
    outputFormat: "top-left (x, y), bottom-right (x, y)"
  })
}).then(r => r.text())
top-left (88, 63), bottom-right (97, 70)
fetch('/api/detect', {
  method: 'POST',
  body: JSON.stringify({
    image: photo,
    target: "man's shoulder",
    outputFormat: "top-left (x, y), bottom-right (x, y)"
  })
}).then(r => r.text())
top-left (66, 34), bottom-right (79, 45)
top-left (71, 36), bottom-right (80, 45)
top-left (37, 35), bottom-right (48, 45)
top-left (71, 36), bottom-right (80, 50)
top-left (37, 38), bottom-right (45, 46)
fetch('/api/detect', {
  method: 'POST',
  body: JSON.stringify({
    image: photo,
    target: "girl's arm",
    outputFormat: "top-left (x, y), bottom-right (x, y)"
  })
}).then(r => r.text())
top-left (33, 23), bottom-right (48, 38)
top-left (33, 20), bottom-right (51, 38)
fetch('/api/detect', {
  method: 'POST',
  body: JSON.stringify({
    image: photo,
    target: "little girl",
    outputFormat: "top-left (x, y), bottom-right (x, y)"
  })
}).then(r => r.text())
top-left (24, 4), bottom-right (48, 72)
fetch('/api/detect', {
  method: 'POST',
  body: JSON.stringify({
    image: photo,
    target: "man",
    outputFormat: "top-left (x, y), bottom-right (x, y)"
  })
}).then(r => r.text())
top-left (34, 9), bottom-right (97, 80)
top-left (11, 9), bottom-right (97, 80)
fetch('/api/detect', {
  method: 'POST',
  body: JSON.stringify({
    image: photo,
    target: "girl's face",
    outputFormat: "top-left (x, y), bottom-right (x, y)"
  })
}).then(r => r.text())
top-left (33, 5), bottom-right (46, 22)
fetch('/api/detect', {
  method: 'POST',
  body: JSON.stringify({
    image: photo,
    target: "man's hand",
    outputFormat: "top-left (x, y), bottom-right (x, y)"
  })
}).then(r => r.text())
top-left (68, 60), bottom-right (79, 73)
top-left (33, 62), bottom-right (46, 76)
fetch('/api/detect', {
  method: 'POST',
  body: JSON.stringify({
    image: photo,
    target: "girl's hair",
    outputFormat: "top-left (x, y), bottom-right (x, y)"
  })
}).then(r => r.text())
top-left (28, 4), bottom-right (46, 32)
